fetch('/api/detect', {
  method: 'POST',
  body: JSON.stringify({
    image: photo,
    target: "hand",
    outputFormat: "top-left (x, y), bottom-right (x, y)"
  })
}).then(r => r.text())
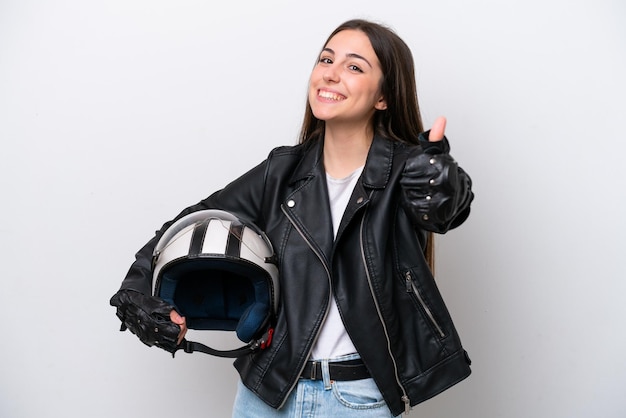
top-left (110, 289), bottom-right (182, 353)
top-left (428, 116), bottom-right (447, 142)
top-left (170, 310), bottom-right (188, 345)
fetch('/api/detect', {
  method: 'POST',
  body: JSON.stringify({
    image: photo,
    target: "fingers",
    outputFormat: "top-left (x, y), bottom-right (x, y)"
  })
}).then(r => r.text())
top-left (170, 310), bottom-right (188, 344)
top-left (170, 310), bottom-right (185, 324)
top-left (428, 116), bottom-right (447, 142)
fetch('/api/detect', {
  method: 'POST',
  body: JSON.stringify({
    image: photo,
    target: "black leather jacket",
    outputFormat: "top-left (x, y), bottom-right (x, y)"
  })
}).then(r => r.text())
top-left (119, 133), bottom-right (474, 416)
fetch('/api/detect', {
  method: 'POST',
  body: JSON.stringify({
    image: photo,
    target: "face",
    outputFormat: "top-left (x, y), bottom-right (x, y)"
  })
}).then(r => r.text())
top-left (308, 29), bottom-right (387, 130)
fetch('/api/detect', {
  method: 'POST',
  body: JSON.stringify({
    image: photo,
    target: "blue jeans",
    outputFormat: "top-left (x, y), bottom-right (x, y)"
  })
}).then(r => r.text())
top-left (231, 354), bottom-right (399, 417)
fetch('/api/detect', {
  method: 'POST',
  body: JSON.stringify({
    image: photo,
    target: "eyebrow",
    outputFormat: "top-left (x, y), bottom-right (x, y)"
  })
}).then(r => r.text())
top-left (322, 47), bottom-right (373, 68)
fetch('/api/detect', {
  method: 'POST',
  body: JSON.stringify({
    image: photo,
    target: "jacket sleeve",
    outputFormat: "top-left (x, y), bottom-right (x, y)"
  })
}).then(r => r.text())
top-left (117, 155), bottom-right (271, 295)
top-left (399, 131), bottom-right (474, 233)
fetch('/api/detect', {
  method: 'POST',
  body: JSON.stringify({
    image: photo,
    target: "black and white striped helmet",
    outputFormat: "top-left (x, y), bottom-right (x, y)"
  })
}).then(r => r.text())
top-left (152, 209), bottom-right (279, 357)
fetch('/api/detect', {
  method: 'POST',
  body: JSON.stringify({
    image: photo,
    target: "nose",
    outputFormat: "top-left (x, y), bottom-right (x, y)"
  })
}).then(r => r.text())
top-left (322, 65), bottom-right (339, 83)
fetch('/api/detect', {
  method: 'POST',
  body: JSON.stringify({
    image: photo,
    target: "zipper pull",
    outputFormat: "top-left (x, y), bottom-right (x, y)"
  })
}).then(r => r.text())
top-left (405, 271), bottom-right (412, 293)
top-left (402, 395), bottom-right (411, 415)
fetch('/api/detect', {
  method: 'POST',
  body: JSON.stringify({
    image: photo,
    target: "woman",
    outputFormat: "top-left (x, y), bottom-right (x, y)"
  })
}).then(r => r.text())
top-left (111, 19), bottom-right (474, 417)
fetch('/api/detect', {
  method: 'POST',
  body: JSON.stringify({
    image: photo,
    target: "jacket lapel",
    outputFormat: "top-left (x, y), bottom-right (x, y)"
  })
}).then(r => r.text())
top-left (283, 140), bottom-right (334, 265)
top-left (334, 135), bottom-right (394, 243)
top-left (282, 135), bottom-right (395, 263)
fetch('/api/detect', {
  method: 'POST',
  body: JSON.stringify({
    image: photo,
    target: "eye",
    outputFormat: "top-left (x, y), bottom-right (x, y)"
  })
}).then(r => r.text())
top-left (319, 56), bottom-right (333, 64)
top-left (348, 64), bottom-right (363, 73)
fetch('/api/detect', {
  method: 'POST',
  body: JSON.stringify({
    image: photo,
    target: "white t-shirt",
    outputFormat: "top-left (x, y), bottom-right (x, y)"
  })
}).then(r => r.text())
top-left (310, 166), bottom-right (364, 360)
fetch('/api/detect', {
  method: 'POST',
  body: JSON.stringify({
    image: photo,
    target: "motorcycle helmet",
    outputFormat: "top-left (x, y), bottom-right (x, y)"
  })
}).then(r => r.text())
top-left (152, 209), bottom-right (279, 357)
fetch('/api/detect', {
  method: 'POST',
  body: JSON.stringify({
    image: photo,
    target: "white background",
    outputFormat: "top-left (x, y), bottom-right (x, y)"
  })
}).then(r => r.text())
top-left (1, 0), bottom-right (625, 417)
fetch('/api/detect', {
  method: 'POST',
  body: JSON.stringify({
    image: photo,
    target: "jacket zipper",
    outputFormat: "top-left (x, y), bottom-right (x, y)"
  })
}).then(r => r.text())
top-left (359, 216), bottom-right (411, 415)
top-left (279, 204), bottom-right (333, 409)
top-left (405, 271), bottom-right (445, 338)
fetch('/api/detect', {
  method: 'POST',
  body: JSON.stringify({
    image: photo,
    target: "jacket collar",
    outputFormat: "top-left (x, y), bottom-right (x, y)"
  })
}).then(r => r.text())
top-left (362, 134), bottom-right (394, 189)
top-left (288, 134), bottom-right (395, 188)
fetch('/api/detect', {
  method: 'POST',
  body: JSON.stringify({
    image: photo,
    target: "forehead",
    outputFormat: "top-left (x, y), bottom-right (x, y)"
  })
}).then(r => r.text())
top-left (324, 29), bottom-right (379, 63)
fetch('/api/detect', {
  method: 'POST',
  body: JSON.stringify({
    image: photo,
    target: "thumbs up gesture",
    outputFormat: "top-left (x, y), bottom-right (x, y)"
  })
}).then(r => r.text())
top-left (428, 116), bottom-right (446, 142)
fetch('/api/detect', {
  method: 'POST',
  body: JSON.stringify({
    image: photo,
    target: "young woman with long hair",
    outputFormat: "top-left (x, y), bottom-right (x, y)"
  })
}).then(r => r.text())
top-left (111, 18), bottom-right (474, 417)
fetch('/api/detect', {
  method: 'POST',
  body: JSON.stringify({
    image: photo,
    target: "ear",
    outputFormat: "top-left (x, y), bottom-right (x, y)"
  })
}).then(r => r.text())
top-left (375, 96), bottom-right (387, 111)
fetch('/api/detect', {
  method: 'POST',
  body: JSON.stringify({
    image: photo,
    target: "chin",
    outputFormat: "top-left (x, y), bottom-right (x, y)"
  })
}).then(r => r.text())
top-left (310, 108), bottom-right (333, 122)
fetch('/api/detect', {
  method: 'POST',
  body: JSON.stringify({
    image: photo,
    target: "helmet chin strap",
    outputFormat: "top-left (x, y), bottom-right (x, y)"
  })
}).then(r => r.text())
top-left (171, 327), bottom-right (274, 358)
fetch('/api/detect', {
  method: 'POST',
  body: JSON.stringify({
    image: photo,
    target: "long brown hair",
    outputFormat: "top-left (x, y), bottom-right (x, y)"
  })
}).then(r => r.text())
top-left (299, 19), bottom-right (424, 145)
top-left (298, 19), bottom-right (435, 271)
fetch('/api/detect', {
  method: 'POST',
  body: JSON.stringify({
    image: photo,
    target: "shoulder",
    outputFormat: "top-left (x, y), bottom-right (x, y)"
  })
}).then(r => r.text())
top-left (267, 142), bottom-right (314, 159)
top-left (265, 141), bottom-right (320, 171)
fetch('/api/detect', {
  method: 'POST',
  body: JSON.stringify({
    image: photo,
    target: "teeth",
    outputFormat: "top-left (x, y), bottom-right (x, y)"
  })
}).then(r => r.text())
top-left (318, 90), bottom-right (344, 101)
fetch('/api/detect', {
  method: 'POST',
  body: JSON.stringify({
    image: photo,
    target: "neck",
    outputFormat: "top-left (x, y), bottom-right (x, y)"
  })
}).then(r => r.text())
top-left (323, 124), bottom-right (373, 178)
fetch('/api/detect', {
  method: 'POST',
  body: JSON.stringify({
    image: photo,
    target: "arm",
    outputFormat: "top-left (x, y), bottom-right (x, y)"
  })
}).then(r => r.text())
top-left (117, 156), bottom-right (270, 295)
top-left (400, 117), bottom-right (474, 233)
top-left (111, 155), bottom-right (271, 349)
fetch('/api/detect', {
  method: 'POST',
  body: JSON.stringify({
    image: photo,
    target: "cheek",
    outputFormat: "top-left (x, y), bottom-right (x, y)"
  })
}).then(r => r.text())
top-left (309, 66), bottom-right (324, 84)
top-left (307, 89), bottom-right (323, 117)
top-left (307, 85), bottom-right (317, 108)
top-left (363, 81), bottom-right (384, 103)
top-left (307, 73), bottom-right (319, 95)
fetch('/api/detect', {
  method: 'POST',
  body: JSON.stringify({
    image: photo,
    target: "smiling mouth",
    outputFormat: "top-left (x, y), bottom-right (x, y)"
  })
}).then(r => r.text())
top-left (318, 90), bottom-right (346, 101)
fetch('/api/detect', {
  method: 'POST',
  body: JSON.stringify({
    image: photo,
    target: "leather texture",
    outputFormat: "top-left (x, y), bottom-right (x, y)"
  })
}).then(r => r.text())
top-left (110, 289), bottom-right (180, 354)
top-left (300, 359), bottom-right (371, 381)
top-left (115, 132), bottom-right (474, 416)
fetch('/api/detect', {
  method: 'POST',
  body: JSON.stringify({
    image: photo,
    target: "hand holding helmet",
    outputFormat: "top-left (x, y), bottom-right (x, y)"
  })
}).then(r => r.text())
top-left (110, 289), bottom-right (183, 354)
top-left (111, 209), bottom-right (279, 358)
top-left (151, 209), bottom-right (279, 357)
